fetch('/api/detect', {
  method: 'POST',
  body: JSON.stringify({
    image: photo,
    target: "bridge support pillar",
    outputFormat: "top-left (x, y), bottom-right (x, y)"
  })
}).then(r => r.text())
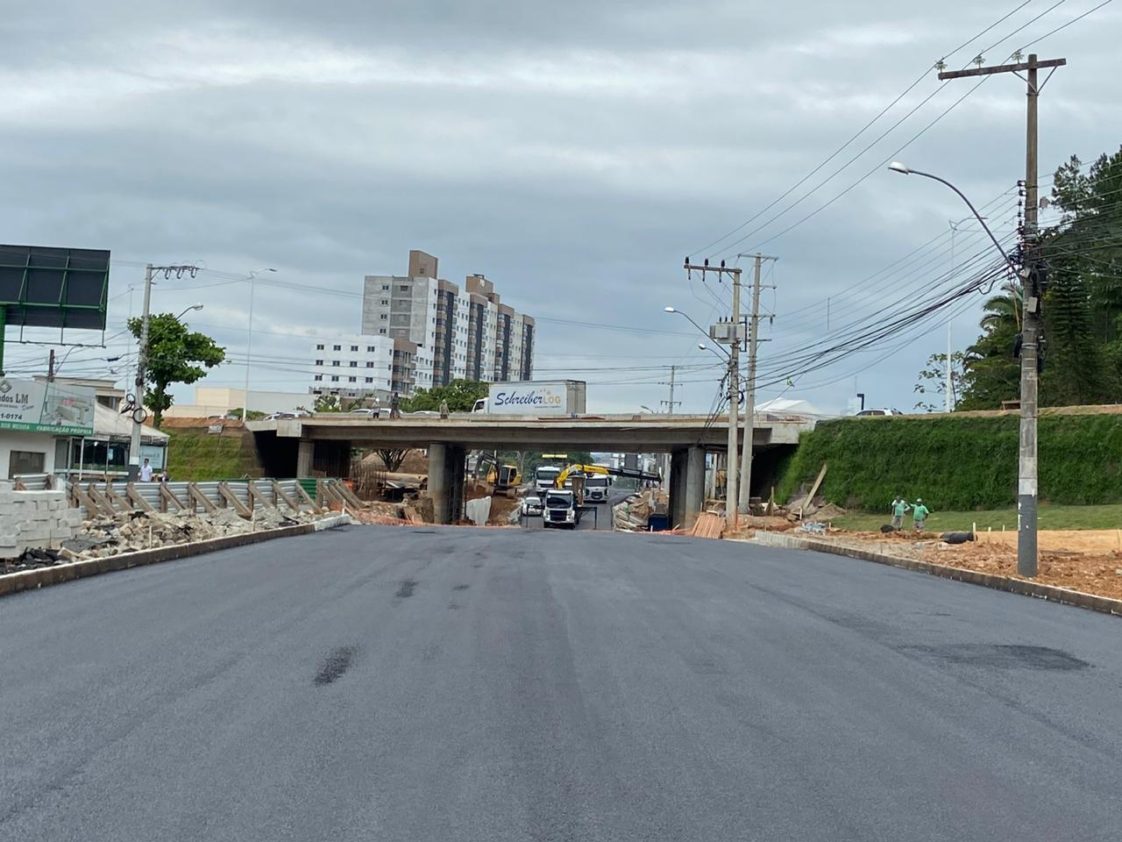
top-left (429, 443), bottom-right (466, 524)
top-left (685, 446), bottom-right (705, 529)
top-left (669, 446), bottom-right (706, 530)
top-left (296, 440), bottom-right (314, 479)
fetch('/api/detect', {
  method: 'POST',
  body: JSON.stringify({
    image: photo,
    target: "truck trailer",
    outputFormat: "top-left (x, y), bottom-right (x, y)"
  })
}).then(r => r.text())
top-left (471, 380), bottom-right (587, 416)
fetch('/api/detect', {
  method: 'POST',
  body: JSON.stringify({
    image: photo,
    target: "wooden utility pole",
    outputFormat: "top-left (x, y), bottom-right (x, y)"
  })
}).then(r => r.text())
top-left (939, 53), bottom-right (1065, 577)
top-left (684, 259), bottom-right (742, 529)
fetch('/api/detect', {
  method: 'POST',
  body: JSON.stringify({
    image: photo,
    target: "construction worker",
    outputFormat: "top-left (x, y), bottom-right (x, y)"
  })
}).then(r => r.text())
top-left (891, 495), bottom-right (910, 530)
top-left (912, 498), bottom-right (931, 533)
top-left (389, 392), bottom-right (401, 419)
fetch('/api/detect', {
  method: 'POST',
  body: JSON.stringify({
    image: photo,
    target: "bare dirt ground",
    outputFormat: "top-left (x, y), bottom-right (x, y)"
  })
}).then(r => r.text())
top-left (770, 528), bottom-right (1122, 602)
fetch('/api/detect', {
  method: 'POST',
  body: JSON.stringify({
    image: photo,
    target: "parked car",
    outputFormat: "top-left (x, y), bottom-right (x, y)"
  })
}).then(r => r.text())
top-left (265, 411), bottom-right (297, 420)
top-left (521, 494), bottom-right (543, 517)
top-left (351, 407), bottom-right (382, 418)
top-left (856, 408), bottom-right (904, 417)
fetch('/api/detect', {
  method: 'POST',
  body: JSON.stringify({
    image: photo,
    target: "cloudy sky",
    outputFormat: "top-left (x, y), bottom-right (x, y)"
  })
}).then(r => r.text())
top-left (2, 0), bottom-right (1118, 415)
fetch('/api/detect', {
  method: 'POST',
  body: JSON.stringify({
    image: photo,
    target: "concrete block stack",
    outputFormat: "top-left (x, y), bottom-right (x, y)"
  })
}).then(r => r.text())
top-left (0, 486), bottom-right (83, 560)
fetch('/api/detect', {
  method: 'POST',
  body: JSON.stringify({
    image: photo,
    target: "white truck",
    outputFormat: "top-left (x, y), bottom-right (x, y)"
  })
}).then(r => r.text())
top-left (471, 380), bottom-right (587, 416)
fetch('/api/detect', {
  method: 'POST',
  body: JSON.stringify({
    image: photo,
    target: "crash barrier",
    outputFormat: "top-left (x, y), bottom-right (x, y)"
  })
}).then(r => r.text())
top-left (67, 477), bottom-right (368, 520)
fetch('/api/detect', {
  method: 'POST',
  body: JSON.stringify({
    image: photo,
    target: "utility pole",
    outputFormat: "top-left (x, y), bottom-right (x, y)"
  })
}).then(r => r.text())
top-left (939, 52), bottom-right (1065, 577)
top-left (48, 349), bottom-right (55, 382)
top-left (684, 258), bottom-right (741, 529)
top-left (737, 253), bottom-right (777, 513)
top-left (129, 264), bottom-right (155, 482)
top-left (659, 365), bottom-right (681, 413)
top-left (129, 263), bottom-right (198, 481)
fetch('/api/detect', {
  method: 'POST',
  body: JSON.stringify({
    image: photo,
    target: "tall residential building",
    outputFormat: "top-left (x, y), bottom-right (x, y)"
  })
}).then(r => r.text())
top-left (361, 250), bottom-right (534, 388)
top-left (308, 334), bottom-right (418, 403)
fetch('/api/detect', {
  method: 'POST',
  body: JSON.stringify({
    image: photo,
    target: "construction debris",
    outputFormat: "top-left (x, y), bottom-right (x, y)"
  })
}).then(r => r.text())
top-left (690, 512), bottom-right (726, 540)
top-left (0, 507), bottom-right (327, 574)
top-left (612, 489), bottom-right (669, 532)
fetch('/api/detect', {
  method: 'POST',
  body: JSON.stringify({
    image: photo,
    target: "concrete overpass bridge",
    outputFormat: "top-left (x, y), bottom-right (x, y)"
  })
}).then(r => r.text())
top-left (248, 413), bottom-right (814, 527)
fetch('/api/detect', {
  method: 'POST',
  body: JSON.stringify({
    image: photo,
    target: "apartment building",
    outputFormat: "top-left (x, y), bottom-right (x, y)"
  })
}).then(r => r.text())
top-left (308, 334), bottom-right (419, 402)
top-left (361, 250), bottom-right (534, 389)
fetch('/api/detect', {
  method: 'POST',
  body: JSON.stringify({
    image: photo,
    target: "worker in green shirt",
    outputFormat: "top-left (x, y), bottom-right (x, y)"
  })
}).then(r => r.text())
top-left (912, 498), bottom-right (931, 532)
top-left (891, 496), bottom-right (910, 530)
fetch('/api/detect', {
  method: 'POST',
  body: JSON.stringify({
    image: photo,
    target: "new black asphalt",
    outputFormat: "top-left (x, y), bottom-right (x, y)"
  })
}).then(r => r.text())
top-left (1, 526), bottom-right (1120, 840)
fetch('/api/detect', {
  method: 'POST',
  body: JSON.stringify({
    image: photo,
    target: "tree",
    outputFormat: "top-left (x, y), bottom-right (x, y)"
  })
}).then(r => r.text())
top-left (313, 394), bottom-right (363, 413)
top-left (958, 288), bottom-right (1022, 410)
top-left (127, 314), bottom-right (225, 427)
top-left (376, 449), bottom-right (412, 472)
top-left (913, 351), bottom-right (966, 412)
top-left (401, 379), bottom-right (488, 413)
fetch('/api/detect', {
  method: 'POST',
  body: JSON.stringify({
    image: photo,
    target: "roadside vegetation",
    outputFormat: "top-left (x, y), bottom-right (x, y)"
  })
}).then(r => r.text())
top-left (831, 503), bottom-right (1122, 533)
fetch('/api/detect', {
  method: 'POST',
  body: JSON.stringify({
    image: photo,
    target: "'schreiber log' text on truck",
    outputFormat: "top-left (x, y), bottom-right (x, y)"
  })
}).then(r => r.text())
top-left (471, 380), bottom-right (587, 416)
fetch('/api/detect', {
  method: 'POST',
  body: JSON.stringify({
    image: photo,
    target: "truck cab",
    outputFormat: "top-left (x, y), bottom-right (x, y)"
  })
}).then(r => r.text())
top-left (542, 490), bottom-right (580, 529)
top-left (584, 475), bottom-right (610, 503)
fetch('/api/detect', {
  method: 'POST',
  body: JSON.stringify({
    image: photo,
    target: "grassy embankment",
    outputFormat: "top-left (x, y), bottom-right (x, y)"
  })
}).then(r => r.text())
top-left (164, 427), bottom-right (262, 481)
top-left (778, 412), bottom-right (1122, 530)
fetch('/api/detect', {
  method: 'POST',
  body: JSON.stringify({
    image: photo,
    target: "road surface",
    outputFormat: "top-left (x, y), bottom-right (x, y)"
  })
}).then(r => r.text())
top-left (2, 526), bottom-right (1120, 840)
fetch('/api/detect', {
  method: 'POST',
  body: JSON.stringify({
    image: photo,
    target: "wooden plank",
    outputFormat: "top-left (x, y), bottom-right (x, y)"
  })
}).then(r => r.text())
top-left (160, 483), bottom-right (188, 513)
top-left (247, 481), bottom-right (273, 512)
top-left (188, 483), bottom-right (219, 514)
top-left (86, 485), bottom-right (120, 517)
top-left (798, 462), bottom-right (828, 517)
top-left (102, 482), bottom-right (131, 513)
top-left (218, 482), bottom-right (253, 518)
top-left (291, 480), bottom-right (322, 513)
top-left (272, 480), bottom-right (301, 511)
top-left (125, 483), bottom-right (154, 512)
top-left (330, 480), bottom-right (368, 509)
top-left (70, 483), bottom-right (100, 519)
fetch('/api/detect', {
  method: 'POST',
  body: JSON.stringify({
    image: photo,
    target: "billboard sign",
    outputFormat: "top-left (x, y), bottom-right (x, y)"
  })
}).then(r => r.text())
top-left (0, 245), bottom-right (110, 330)
top-left (0, 378), bottom-right (95, 435)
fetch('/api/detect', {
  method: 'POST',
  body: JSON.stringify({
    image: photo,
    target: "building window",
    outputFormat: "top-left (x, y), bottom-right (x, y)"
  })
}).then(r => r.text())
top-left (332, 360), bottom-right (340, 367)
top-left (382, 284), bottom-right (389, 291)
top-left (9, 450), bottom-right (45, 476)
top-left (379, 328), bottom-right (386, 334)
top-left (350, 345), bottom-right (359, 352)
top-left (348, 377), bottom-right (357, 383)
top-left (315, 359), bottom-right (323, 366)
top-left (380, 300), bottom-right (388, 306)
top-left (365, 377), bottom-right (373, 384)
top-left (315, 343), bottom-right (324, 350)
top-left (313, 374), bottom-right (322, 382)
top-left (331, 375), bottom-right (339, 382)
top-left (366, 346), bottom-right (376, 353)
top-left (349, 361), bottom-right (357, 368)
top-left (399, 285), bottom-right (409, 291)
top-left (380, 314), bottom-right (387, 320)
top-left (366, 361), bottom-right (374, 368)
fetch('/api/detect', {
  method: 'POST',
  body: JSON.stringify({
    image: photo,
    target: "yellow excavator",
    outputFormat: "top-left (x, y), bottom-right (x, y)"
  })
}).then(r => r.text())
top-left (554, 463), bottom-right (662, 504)
top-left (477, 453), bottom-right (520, 497)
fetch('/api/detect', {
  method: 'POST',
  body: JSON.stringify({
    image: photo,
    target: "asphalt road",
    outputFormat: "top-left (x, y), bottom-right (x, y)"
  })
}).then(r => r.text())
top-left (2, 526), bottom-right (1121, 840)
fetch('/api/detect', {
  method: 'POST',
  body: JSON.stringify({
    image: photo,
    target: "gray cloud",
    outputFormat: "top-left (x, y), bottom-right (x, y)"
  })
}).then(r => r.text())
top-left (2, 0), bottom-right (1118, 415)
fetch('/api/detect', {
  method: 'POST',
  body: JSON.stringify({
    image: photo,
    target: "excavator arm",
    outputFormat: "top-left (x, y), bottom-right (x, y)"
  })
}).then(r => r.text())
top-left (554, 463), bottom-right (661, 488)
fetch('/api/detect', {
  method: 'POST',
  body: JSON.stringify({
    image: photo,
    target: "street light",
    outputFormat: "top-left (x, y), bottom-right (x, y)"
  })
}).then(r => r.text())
top-left (888, 163), bottom-right (1018, 276)
top-left (174, 303), bottom-right (204, 322)
top-left (664, 306), bottom-right (713, 342)
top-left (698, 342), bottom-right (729, 361)
top-left (244, 268), bottom-right (277, 419)
top-left (890, 161), bottom-right (1038, 578)
top-left (639, 405), bottom-right (655, 414)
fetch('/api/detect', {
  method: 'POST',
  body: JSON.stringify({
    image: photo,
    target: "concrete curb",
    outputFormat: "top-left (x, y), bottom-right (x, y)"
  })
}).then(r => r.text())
top-left (0, 515), bottom-right (354, 599)
top-left (748, 530), bottom-right (1122, 618)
